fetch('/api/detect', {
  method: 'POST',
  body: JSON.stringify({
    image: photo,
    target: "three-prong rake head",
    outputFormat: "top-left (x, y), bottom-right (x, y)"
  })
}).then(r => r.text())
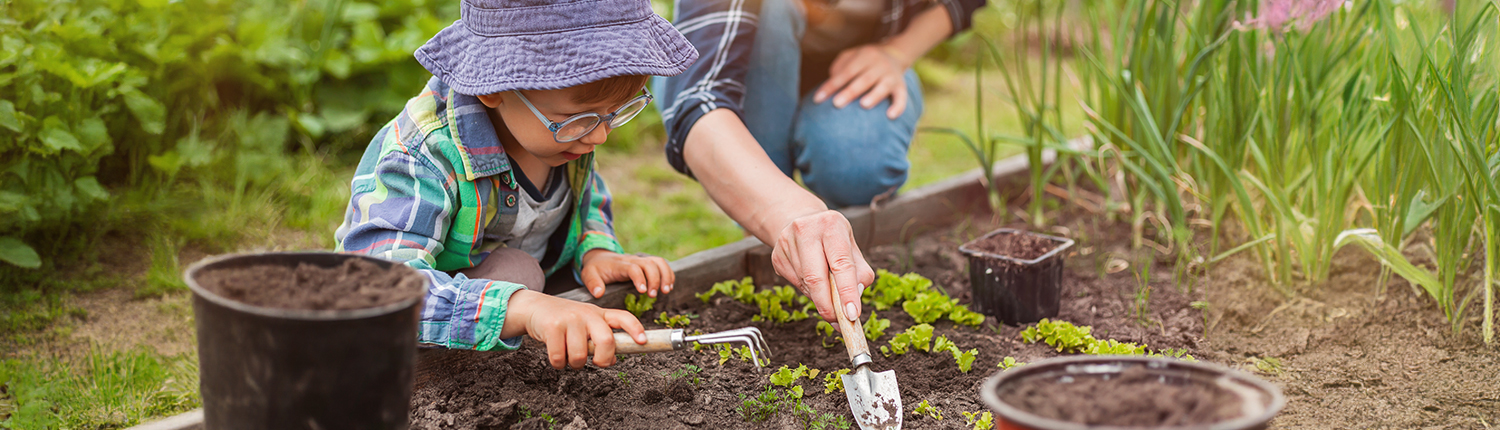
top-left (684, 327), bottom-right (772, 367)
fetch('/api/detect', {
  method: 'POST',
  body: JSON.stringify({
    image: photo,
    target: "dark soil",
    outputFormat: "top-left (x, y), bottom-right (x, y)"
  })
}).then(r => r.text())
top-left (963, 230), bottom-right (1059, 261)
top-left (999, 365), bottom-right (1243, 425)
top-left (408, 203), bottom-right (1500, 429)
top-left (194, 258), bottom-right (425, 310)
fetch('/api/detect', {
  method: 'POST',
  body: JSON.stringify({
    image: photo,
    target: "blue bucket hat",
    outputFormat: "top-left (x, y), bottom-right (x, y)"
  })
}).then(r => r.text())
top-left (415, 0), bottom-right (698, 96)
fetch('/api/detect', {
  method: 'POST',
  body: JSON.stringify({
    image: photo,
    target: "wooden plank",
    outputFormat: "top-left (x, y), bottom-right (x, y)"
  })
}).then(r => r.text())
top-left (124, 409), bottom-right (203, 430)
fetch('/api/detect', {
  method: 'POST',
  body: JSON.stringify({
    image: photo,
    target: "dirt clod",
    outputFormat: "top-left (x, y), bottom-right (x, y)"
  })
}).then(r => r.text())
top-left (665, 379), bottom-right (695, 403)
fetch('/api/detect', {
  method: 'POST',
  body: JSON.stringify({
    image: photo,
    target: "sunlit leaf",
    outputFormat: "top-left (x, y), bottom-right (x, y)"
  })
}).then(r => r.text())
top-left (39, 118), bottom-right (82, 153)
top-left (121, 87), bottom-right (166, 135)
top-left (0, 236), bottom-right (41, 269)
top-left (0, 100), bottom-right (20, 132)
top-left (75, 117), bottom-right (109, 153)
top-left (74, 176), bottom-right (109, 201)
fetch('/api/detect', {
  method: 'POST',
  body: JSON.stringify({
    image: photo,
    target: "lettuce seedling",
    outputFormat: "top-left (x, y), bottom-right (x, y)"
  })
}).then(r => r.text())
top-left (865, 270), bottom-right (933, 310)
top-left (902, 292), bottom-right (956, 324)
top-left (1084, 339), bottom-right (1146, 355)
top-left (932, 335), bottom-right (956, 355)
top-left (699, 276), bottom-right (757, 304)
top-left (962, 411), bottom-right (994, 430)
top-left (654, 312), bottom-right (695, 328)
top-left (948, 304), bottom-right (985, 327)
top-left (914, 399), bottom-right (943, 420)
top-left (953, 348), bottom-right (978, 373)
top-left (864, 313), bottom-right (891, 342)
top-left (823, 368), bottom-right (850, 393)
top-left (886, 323), bottom-right (934, 356)
top-left (625, 294), bottom-right (655, 318)
top-left (1020, 319), bottom-right (1093, 353)
top-left (996, 356), bottom-right (1026, 370)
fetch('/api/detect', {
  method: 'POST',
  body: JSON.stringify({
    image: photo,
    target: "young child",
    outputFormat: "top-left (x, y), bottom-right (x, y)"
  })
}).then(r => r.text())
top-left (334, 0), bottom-right (698, 370)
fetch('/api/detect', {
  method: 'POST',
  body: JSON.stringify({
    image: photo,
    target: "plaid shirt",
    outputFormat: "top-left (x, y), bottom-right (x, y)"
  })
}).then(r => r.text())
top-left (657, 0), bottom-right (985, 176)
top-left (335, 77), bottom-right (624, 351)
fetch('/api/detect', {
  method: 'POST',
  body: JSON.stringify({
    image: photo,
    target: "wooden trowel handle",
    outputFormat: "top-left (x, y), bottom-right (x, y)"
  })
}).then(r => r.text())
top-left (587, 329), bottom-right (677, 354)
top-left (828, 273), bottom-right (870, 361)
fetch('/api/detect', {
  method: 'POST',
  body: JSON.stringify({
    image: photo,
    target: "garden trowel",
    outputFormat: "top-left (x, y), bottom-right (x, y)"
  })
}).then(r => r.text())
top-left (828, 274), bottom-right (902, 430)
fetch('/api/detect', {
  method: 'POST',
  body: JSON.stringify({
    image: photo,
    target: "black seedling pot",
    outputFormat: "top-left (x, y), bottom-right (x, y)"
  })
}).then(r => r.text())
top-left (958, 228), bottom-right (1073, 325)
top-left (981, 356), bottom-right (1285, 430)
top-left (184, 252), bottom-right (426, 430)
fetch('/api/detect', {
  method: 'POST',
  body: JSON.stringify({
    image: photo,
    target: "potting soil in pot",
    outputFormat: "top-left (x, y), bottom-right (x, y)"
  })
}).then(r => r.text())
top-left (999, 366), bottom-right (1243, 426)
top-left (195, 258), bottom-right (425, 310)
top-left (967, 231), bottom-right (1057, 260)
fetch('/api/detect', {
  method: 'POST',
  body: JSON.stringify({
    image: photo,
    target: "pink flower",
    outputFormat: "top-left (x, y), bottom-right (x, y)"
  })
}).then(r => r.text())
top-left (1243, 0), bottom-right (1344, 32)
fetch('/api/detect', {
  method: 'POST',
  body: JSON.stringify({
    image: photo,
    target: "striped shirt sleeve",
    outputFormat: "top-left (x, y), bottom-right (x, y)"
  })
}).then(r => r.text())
top-left (655, 0), bottom-right (762, 177)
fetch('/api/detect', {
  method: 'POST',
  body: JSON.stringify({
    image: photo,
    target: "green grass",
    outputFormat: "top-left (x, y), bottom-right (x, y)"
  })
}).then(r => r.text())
top-left (0, 348), bottom-right (199, 429)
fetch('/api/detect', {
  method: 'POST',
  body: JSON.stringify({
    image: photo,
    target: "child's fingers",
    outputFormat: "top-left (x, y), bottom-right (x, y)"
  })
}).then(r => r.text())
top-left (586, 318), bottom-right (618, 367)
top-left (580, 265), bottom-right (606, 298)
top-left (566, 324), bottom-right (590, 370)
top-left (638, 258), bottom-right (662, 295)
top-left (652, 256), bottom-right (676, 294)
top-left (603, 309), bottom-right (647, 344)
top-left (628, 264), bottom-right (650, 297)
top-left (543, 324), bottom-right (569, 370)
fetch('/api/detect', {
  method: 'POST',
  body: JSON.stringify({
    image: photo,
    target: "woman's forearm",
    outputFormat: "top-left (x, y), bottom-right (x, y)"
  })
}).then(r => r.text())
top-left (682, 109), bottom-right (827, 244)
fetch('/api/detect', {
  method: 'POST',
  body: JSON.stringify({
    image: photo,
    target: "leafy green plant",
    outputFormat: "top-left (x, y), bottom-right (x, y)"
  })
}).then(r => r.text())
top-left (863, 270), bottom-right (933, 311)
top-left (914, 399), bottom-right (943, 421)
top-left (996, 357), bottom-right (1026, 370)
top-left (699, 276), bottom-right (756, 304)
top-left (624, 294), bottom-right (655, 318)
top-left (1252, 357), bottom-right (1284, 375)
top-left (654, 312), bottom-right (695, 328)
top-left (823, 368), bottom-right (850, 393)
top-left (769, 364), bottom-right (817, 387)
top-left (736, 387), bottom-right (783, 422)
top-left (616, 371), bottom-right (631, 386)
top-left (903, 292), bottom-right (954, 324)
top-left (863, 313), bottom-right (891, 342)
top-left (1020, 319), bottom-right (1093, 353)
top-left (665, 364), bottom-right (703, 385)
top-left (883, 324), bottom-right (935, 356)
top-left (962, 411), bottom-right (995, 430)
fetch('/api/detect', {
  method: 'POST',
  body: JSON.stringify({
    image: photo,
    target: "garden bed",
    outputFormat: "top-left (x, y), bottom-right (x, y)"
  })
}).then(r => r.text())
top-left (408, 199), bottom-right (1499, 430)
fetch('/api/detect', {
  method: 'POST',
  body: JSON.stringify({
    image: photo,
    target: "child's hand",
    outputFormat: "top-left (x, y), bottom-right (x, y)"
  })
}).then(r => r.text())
top-left (501, 290), bottom-right (646, 369)
top-left (580, 249), bottom-right (676, 298)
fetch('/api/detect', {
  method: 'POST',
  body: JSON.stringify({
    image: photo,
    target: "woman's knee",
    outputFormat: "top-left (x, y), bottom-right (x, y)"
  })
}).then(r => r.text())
top-left (792, 98), bottom-right (919, 207)
top-left (459, 248), bottom-right (545, 291)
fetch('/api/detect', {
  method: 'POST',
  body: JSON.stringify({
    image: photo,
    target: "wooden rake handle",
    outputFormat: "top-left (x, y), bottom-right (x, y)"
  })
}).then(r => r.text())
top-left (586, 329), bottom-right (678, 355)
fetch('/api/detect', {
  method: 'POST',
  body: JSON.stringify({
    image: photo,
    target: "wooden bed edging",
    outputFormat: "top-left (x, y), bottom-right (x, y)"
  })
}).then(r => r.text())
top-left (124, 141), bottom-right (1082, 430)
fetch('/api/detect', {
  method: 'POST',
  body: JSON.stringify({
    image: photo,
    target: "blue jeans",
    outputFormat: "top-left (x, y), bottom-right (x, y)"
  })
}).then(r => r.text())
top-left (741, 0), bottom-right (924, 208)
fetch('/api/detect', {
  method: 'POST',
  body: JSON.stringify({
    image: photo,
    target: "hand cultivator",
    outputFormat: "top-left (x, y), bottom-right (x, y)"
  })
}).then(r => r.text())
top-left (591, 327), bottom-right (772, 366)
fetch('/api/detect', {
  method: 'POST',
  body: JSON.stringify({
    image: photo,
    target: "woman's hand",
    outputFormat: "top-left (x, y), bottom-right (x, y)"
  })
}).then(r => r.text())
top-left (769, 210), bottom-right (876, 323)
top-left (580, 249), bottom-right (676, 298)
top-left (813, 43), bottom-right (912, 120)
top-left (502, 290), bottom-right (647, 369)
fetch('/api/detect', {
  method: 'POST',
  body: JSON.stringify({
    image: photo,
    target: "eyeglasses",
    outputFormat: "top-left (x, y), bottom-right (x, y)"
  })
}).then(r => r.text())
top-left (513, 88), bottom-right (653, 143)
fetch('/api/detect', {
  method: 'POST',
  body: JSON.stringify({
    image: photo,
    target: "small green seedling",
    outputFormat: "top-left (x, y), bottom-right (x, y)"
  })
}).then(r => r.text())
top-left (737, 387), bottom-right (783, 422)
top-left (1020, 319), bottom-right (1093, 353)
top-left (665, 364), bottom-right (703, 385)
top-left (700, 276), bottom-right (756, 304)
top-left (624, 294), bottom-right (655, 318)
top-left (962, 411), bottom-right (994, 430)
top-left (914, 399), bottom-right (943, 420)
top-left (823, 368), bottom-right (850, 393)
top-left (864, 313), bottom-right (891, 342)
top-left (654, 312), bottom-right (696, 328)
top-left (1253, 356), bottom-right (1283, 375)
top-left (1083, 338), bottom-right (1146, 355)
top-left (996, 356), bottom-right (1026, 370)
top-left (953, 347), bottom-right (978, 373)
top-left (864, 270), bottom-right (933, 311)
top-left (903, 292), bottom-right (956, 324)
top-left (769, 364), bottom-right (810, 387)
top-left (1133, 261), bottom-right (1153, 326)
top-left (616, 371), bottom-right (631, 385)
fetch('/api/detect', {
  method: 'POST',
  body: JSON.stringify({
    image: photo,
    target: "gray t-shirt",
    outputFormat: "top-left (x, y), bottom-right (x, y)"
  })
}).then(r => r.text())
top-left (488, 167), bottom-right (571, 262)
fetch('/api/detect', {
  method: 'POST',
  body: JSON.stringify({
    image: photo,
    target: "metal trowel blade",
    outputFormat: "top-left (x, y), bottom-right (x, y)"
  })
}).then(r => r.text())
top-left (842, 367), bottom-right (902, 430)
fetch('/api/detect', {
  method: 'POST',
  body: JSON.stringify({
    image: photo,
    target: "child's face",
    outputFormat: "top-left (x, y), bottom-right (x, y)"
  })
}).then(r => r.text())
top-left (477, 88), bottom-right (629, 167)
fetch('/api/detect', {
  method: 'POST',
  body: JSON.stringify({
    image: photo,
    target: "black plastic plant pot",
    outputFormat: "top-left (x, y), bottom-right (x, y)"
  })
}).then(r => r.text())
top-left (183, 252), bottom-right (426, 430)
top-left (980, 356), bottom-right (1285, 430)
top-left (958, 228), bottom-right (1074, 325)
